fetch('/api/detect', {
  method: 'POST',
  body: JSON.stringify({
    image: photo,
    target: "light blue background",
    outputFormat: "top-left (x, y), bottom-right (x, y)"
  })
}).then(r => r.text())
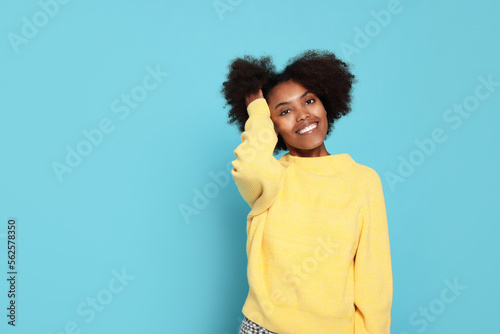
top-left (1, 0), bottom-right (499, 333)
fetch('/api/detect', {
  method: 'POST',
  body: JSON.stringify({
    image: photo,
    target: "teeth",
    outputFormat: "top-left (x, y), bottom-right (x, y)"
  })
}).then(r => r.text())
top-left (298, 123), bottom-right (317, 134)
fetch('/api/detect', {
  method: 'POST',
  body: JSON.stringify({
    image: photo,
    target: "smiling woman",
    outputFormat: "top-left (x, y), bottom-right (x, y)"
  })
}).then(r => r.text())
top-left (265, 80), bottom-right (330, 157)
top-left (221, 50), bottom-right (393, 334)
top-left (222, 50), bottom-right (356, 157)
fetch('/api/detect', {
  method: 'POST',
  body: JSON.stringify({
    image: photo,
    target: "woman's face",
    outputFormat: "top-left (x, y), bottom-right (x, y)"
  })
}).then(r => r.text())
top-left (267, 80), bottom-right (330, 157)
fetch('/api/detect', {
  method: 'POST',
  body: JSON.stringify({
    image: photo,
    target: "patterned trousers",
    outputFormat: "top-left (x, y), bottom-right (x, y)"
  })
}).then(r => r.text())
top-left (239, 316), bottom-right (278, 334)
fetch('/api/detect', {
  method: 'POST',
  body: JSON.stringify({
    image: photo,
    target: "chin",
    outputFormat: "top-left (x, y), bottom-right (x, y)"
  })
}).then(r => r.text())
top-left (295, 137), bottom-right (325, 147)
top-left (293, 142), bottom-right (325, 151)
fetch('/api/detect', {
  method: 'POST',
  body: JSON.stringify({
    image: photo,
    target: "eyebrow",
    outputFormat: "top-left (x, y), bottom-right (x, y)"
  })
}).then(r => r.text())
top-left (274, 91), bottom-right (311, 111)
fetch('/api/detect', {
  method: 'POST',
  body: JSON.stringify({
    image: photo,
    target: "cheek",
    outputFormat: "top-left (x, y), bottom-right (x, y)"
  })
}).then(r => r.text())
top-left (272, 122), bottom-right (280, 134)
top-left (319, 108), bottom-right (328, 126)
top-left (321, 117), bottom-right (329, 132)
top-left (272, 119), bottom-right (287, 134)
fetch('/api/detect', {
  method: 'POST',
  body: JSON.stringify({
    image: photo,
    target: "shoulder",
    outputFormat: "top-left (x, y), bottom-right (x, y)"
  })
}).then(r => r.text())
top-left (338, 154), bottom-right (380, 182)
top-left (341, 156), bottom-right (384, 197)
top-left (358, 163), bottom-right (382, 184)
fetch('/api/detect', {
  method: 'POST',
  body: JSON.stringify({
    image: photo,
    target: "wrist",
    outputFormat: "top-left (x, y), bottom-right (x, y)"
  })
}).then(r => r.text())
top-left (247, 98), bottom-right (270, 116)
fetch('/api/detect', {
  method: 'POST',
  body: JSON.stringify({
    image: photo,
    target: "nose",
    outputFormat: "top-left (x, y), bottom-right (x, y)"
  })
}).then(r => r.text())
top-left (296, 106), bottom-right (310, 121)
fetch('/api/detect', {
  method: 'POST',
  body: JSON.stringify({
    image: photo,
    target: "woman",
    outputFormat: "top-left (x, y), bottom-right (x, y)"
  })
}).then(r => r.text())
top-left (221, 50), bottom-right (392, 334)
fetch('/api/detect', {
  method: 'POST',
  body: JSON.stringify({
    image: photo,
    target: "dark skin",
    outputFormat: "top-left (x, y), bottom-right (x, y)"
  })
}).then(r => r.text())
top-left (245, 80), bottom-right (330, 158)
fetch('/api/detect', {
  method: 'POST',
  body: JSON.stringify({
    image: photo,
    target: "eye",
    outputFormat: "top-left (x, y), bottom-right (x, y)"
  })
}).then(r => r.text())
top-left (279, 109), bottom-right (291, 116)
top-left (306, 98), bottom-right (315, 104)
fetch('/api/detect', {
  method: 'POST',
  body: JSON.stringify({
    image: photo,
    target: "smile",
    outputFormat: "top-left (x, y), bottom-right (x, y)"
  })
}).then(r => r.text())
top-left (297, 122), bottom-right (318, 135)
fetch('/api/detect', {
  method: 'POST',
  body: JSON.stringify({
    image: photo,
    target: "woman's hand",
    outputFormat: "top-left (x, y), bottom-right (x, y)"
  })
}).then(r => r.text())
top-left (245, 89), bottom-right (264, 108)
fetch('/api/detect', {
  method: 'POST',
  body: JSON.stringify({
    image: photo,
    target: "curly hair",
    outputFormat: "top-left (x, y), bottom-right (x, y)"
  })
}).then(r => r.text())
top-left (221, 49), bottom-right (356, 154)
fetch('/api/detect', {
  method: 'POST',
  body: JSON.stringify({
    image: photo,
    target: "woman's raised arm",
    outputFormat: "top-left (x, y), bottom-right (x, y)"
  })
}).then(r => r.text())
top-left (231, 90), bottom-right (288, 219)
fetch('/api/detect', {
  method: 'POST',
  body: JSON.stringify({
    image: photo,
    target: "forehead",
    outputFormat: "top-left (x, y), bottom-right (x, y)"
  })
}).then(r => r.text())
top-left (268, 80), bottom-right (311, 102)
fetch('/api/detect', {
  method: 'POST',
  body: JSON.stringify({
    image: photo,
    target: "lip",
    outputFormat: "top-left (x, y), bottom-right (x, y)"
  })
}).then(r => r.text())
top-left (296, 121), bottom-right (319, 135)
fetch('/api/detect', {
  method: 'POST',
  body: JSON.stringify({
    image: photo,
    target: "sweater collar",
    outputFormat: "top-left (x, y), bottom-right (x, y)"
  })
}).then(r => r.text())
top-left (278, 152), bottom-right (355, 176)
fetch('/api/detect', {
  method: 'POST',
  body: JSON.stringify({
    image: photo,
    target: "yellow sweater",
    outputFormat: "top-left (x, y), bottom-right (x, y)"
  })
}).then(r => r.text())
top-left (231, 98), bottom-right (393, 333)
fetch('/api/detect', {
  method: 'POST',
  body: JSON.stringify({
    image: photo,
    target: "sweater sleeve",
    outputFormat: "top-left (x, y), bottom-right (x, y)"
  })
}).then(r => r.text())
top-left (354, 168), bottom-right (393, 334)
top-left (231, 98), bottom-right (287, 218)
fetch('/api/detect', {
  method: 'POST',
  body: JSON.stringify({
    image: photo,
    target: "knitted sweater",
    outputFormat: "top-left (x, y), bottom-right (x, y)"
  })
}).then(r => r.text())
top-left (231, 98), bottom-right (393, 334)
